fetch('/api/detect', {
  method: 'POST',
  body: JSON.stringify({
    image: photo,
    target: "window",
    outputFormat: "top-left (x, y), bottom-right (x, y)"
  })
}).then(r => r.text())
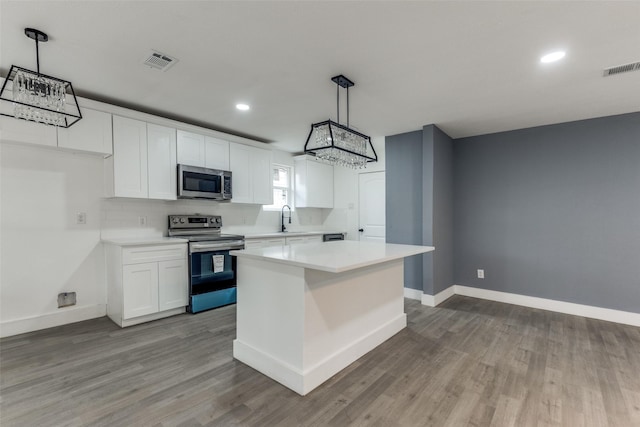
top-left (263, 164), bottom-right (292, 210)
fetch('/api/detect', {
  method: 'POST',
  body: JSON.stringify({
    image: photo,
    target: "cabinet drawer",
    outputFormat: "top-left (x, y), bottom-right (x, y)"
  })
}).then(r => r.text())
top-left (123, 244), bottom-right (187, 264)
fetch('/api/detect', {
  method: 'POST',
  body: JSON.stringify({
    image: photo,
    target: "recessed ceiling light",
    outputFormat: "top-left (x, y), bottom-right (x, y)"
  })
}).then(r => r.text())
top-left (540, 51), bottom-right (566, 63)
top-left (236, 103), bottom-right (250, 111)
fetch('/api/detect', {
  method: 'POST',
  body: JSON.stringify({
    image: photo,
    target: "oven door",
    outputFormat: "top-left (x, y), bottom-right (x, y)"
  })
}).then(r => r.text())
top-left (188, 240), bottom-right (244, 312)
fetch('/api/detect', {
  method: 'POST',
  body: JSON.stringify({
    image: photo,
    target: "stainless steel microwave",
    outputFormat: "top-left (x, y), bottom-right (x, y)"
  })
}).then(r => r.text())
top-left (177, 164), bottom-right (232, 201)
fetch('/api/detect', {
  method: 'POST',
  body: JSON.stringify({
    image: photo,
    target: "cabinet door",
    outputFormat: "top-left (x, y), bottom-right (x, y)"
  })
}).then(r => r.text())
top-left (204, 136), bottom-right (230, 170)
top-left (307, 160), bottom-right (333, 208)
top-left (122, 262), bottom-right (158, 319)
top-left (57, 108), bottom-right (113, 155)
top-left (0, 116), bottom-right (57, 147)
top-left (285, 236), bottom-right (306, 245)
top-left (243, 240), bottom-right (264, 249)
top-left (158, 259), bottom-right (188, 311)
top-left (264, 238), bottom-right (286, 246)
top-left (176, 130), bottom-right (205, 167)
top-left (305, 235), bottom-right (323, 244)
top-left (251, 147), bottom-right (273, 205)
top-left (229, 143), bottom-right (252, 203)
top-left (112, 116), bottom-right (148, 198)
top-left (147, 124), bottom-right (177, 200)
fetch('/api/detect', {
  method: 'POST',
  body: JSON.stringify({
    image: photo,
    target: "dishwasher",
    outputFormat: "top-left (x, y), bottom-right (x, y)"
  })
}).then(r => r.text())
top-left (322, 233), bottom-right (345, 242)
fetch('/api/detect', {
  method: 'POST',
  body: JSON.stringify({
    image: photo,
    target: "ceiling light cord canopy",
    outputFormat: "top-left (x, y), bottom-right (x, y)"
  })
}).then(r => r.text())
top-left (304, 74), bottom-right (377, 169)
top-left (0, 28), bottom-right (82, 128)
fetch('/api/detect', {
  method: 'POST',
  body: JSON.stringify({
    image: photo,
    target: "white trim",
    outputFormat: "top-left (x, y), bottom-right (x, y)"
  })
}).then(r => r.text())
top-left (0, 304), bottom-right (107, 338)
top-left (403, 287), bottom-right (422, 301)
top-left (233, 313), bottom-right (406, 396)
top-left (420, 285), bottom-right (456, 307)
top-left (414, 285), bottom-right (640, 327)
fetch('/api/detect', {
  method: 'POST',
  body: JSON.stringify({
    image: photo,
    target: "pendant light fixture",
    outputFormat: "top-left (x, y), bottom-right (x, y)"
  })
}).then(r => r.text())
top-left (0, 28), bottom-right (82, 128)
top-left (304, 75), bottom-right (377, 169)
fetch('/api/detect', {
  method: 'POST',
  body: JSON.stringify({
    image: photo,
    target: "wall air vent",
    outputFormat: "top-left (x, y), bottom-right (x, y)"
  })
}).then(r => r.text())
top-left (142, 50), bottom-right (178, 72)
top-left (603, 61), bottom-right (640, 77)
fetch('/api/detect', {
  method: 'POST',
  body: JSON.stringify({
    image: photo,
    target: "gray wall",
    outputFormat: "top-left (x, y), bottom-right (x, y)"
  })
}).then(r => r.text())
top-left (432, 126), bottom-right (454, 294)
top-left (386, 126), bottom-right (455, 294)
top-left (386, 130), bottom-right (424, 290)
top-left (454, 112), bottom-right (640, 313)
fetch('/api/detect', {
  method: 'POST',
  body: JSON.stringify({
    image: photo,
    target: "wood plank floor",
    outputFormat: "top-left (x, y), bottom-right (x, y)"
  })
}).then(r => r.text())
top-left (1, 296), bottom-right (639, 426)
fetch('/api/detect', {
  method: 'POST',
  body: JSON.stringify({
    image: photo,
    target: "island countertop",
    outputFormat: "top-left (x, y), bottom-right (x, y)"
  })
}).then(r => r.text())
top-left (230, 240), bottom-right (434, 273)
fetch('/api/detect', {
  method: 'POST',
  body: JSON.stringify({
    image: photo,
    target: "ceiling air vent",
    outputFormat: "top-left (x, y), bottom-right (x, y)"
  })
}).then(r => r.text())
top-left (603, 61), bottom-right (640, 77)
top-left (142, 50), bottom-right (178, 72)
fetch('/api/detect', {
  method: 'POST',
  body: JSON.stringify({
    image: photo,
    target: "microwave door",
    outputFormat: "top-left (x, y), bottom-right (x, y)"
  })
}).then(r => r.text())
top-left (179, 166), bottom-right (223, 199)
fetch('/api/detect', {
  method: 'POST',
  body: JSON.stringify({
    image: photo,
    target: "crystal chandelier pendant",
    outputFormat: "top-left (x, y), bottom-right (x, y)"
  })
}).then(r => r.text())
top-left (0, 28), bottom-right (81, 128)
top-left (304, 75), bottom-right (377, 169)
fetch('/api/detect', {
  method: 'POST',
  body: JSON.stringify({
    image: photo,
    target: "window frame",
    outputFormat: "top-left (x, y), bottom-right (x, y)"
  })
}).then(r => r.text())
top-left (263, 163), bottom-right (294, 211)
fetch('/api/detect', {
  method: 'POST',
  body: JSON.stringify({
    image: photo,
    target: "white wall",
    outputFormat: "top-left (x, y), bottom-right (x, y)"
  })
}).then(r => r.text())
top-left (1, 143), bottom-right (106, 336)
top-left (0, 142), bottom-right (326, 336)
top-left (323, 136), bottom-right (386, 240)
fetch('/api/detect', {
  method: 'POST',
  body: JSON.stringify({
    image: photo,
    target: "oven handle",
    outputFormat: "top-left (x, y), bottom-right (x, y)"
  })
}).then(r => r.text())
top-left (190, 241), bottom-right (245, 253)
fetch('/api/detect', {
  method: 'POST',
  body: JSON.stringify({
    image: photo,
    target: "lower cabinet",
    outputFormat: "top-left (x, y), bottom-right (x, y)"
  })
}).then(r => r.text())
top-left (106, 242), bottom-right (188, 327)
top-left (244, 234), bottom-right (323, 249)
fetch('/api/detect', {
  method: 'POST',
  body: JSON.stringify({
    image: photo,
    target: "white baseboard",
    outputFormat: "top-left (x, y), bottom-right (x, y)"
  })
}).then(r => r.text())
top-left (453, 285), bottom-right (640, 328)
top-left (234, 313), bottom-right (407, 396)
top-left (403, 287), bottom-right (423, 301)
top-left (0, 304), bottom-right (107, 338)
top-left (415, 285), bottom-right (640, 328)
top-left (421, 285), bottom-right (456, 307)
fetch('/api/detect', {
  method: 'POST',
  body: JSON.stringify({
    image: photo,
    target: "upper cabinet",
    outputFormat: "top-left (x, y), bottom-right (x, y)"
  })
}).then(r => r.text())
top-left (57, 108), bottom-right (113, 155)
top-left (294, 155), bottom-right (334, 208)
top-left (147, 124), bottom-right (177, 200)
top-left (0, 116), bottom-right (57, 147)
top-left (229, 144), bottom-right (273, 205)
top-left (177, 131), bottom-right (229, 170)
top-left (0, 108), bottom-right (113, 156)
top-left (105, 116), bottom-right (176, 200)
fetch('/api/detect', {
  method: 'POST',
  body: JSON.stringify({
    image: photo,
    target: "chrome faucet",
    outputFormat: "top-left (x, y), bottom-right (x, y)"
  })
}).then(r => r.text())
top-left (281, 205), bottom-right (292, 232)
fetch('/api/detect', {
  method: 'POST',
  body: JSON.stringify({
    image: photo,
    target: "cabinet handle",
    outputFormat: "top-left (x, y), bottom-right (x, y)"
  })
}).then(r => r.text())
top-left (358, 228), bottom-right (364, 232)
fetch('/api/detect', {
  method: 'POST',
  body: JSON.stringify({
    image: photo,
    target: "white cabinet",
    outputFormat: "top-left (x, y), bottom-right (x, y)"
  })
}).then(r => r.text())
top-left (123, 262), bottom-right (159, 319)
top-left (106, 116), bottom-right (176, 200)
top-left (244, 234), bottom-right (323, 248)
top-left (110, 116), bottom-right (148, 198)
top-left (147, 123), bottom-right (177, 200)
top-left (230, 143), bottom-right (273, 204)
top-left (57, 108), bottom-right (113, 155)
top-left (244, 237), bottom-right (286, 249)
top-left (177, 130), bottom-right (205, 167)
top-left (177, 130), bottom-right (230, 170)
top-left (106, 242), bottom-right (188, 328)
top-left (204, 137), bottom-right (230, 170)
top-left (0, 116), bottom-right (58, 147)
top-left (0, 108), bottom-right (112, 156)
top-left (294, 155), bottom-right (334, 208)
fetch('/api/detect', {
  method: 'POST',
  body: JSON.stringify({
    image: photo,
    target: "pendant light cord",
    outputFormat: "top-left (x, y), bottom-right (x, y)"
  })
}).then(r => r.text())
top-left (35, 37), bottom-right (40, 73)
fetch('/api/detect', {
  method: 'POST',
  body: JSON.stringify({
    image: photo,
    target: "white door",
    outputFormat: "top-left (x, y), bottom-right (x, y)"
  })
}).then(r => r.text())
top-left (112, 115), bottom-right (148, 198)
top-left (122, 262), bottom-right (158, 319)
top-left (147, 124), bottom-right (177, 200)
top-left (229, 143), bottom-right (252, 203)
top-left (358, 172), bottom-right (385, 242)
top-left (250, 147), bottom-right (273, 205)
top-left (176, 130), bottom-right (205, 167)
top-left (204, 136), bottom-right (230, 170)
top-left (158, 259), bottom-right (188, 311)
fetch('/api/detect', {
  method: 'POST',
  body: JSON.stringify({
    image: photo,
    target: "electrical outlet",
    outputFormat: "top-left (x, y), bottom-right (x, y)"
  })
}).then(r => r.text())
top-left (138, 216), bottom-right (147, 226)
top-left (477, 269), bottom-right (485, 279)
top-left (76, 212), bottom-right (87, 225)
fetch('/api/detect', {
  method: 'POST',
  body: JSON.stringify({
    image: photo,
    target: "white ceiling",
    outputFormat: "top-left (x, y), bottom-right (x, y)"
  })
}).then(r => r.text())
top-left (1, 1), bottom-right (639, 152)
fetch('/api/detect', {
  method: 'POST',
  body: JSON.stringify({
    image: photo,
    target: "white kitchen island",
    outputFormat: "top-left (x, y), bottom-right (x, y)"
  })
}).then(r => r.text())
top-left (230, 240), bottom-right (434, 395)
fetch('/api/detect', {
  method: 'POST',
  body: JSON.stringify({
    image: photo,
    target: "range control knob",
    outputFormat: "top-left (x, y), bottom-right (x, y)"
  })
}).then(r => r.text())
top-left (216, 218), bottom-right (221, 223)
top-left (172, 217), bottom-right (178, 224)
top-left (179, 218), bottom-right (186, 224)
top-left (209, 218), bottom-right (215, 223)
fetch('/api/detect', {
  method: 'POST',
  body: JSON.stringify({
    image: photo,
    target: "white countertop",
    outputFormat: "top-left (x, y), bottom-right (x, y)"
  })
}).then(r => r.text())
top-left (231, 240), bottom-right (434, 273)
top-left (101, 237), bottom-right (188, 246)
top-left (243, 230), bottom-right (345, 239)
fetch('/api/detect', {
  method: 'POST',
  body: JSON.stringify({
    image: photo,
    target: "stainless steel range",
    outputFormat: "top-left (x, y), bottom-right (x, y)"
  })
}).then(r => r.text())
top-left (168, 214), bottom-right (244, 313)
